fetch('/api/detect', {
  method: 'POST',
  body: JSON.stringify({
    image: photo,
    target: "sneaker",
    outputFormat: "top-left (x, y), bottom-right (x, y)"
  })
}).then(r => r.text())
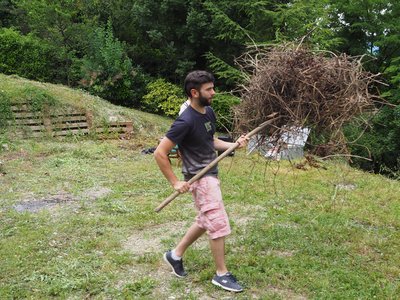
top-left (211, 272), bottom-right (243, 292)
top-left (163, 250), bottom-right (187, 278)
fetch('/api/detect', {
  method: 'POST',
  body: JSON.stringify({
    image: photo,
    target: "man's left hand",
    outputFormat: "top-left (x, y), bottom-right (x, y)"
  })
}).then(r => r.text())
top-left (236, 135), bottom-right (249, 149)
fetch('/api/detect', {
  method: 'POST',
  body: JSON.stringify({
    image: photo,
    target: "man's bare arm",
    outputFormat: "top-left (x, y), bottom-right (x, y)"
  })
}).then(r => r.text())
top-left (154, 137), bottom-right (190, 193)
top-left (214, 135), bottom-right (248, 152)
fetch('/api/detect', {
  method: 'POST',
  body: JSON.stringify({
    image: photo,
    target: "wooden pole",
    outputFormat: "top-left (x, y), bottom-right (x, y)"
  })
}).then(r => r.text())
top-left (154, 114), bottom-right (278, 212)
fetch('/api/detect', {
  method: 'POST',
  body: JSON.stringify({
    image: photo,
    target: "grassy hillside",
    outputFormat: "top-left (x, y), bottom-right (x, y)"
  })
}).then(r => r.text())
top-left (0, 76), bottom-right (399, 299)
top-left (0, 73), bottom-right (171, 143)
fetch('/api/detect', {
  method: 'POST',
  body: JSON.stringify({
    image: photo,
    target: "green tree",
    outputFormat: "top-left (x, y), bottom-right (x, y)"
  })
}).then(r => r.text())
top-left (331, 0), bottom-right (400, 173)
top-left (273, 0), bottom-right (343, 49)
top-left (80, 21), bottom-right (137, 106)
top-left (331, 0), bottom-right (400, 71)
top-left (14, 0), bottom-right (95, 84)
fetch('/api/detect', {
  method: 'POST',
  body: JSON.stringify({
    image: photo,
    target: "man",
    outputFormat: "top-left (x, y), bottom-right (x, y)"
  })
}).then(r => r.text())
top-left (154, 71), bottom-right (247, 292)
top-left (154, 70), bottom-right (247, 292)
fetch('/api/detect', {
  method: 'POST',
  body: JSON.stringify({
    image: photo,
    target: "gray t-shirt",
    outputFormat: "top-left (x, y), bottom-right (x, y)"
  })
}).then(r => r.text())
top-left (166, 106), bottom-right (217, 180)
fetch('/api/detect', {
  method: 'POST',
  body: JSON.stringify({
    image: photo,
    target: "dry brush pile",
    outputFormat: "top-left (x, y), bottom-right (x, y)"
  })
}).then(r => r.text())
top-left (234, 44), bottom-right (382, 156)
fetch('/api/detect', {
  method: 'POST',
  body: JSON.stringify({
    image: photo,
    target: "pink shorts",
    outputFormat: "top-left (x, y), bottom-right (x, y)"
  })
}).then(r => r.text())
top-left (190, 176), bottom-right (231, 239)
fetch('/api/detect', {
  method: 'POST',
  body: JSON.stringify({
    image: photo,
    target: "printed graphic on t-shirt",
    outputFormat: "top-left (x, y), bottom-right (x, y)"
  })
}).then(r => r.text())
top-left (204, 121), bottom-right (212, 132)
top-left (166, 106), bottom-right (218, 178)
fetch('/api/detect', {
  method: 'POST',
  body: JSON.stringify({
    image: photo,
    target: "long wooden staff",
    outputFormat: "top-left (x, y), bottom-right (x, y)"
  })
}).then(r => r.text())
top-left (154, 114), bottom-right (279, 212)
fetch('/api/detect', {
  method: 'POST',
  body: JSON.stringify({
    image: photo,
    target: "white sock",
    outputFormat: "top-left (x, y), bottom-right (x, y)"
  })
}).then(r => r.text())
top-left (217, 271), bottom-right (228, 277)
top-left (171, 249), bottom-right (181, 261)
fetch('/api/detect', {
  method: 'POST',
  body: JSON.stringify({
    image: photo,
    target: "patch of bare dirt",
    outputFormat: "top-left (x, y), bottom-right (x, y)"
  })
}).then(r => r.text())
top-left (336, 183), bottom-right (357, 190)
top-left (1, 149), bottom-right (30, 161)
top-left (82, 187), bottom-right (112, 201)
top-left (260, 249), bottom-right (297, 258)
top-left (13, 191), bottom-right (77, 213)
top-left (267, 285), bottom-right (308, 300)
top-left (12, 186), bottom-right (112, 213)
top-left (123, 221), bottom-right (189, 255)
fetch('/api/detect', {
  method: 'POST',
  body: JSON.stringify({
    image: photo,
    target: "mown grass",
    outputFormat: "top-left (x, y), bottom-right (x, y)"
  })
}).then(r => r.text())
top-left (0, 135), bottom-right (399, 299)
top-left (0, 74), bottom-right (399, 299)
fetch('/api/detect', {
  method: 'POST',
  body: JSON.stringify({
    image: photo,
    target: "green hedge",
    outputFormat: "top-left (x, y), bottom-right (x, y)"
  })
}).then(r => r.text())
top-left (0, 28), bottom-right (57, 81)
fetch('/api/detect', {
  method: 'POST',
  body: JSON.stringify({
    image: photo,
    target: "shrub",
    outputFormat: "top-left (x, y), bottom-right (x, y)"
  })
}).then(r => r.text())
top-left (212, 93), bottom-right (240, 131)
top-left (80, 21), bottom-right (136, 106)
top-left (345, 105), bottom-right (400, 175)
top-left (0, 28), bottom-right (57, 81)
top-left (141, 79), bottom-right (185, 117)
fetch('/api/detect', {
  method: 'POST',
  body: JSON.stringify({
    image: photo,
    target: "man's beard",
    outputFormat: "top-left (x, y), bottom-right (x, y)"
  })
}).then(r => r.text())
top-left (199, 93), bottom-right (211, 107)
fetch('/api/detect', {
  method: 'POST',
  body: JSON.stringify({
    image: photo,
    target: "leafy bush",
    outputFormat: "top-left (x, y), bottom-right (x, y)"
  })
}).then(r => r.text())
top-left (0, 28), bottom-right (57, 81)
top-left (212, 93), bottom-right (240, 131)
top-left (345, 106), bottom-right (400, 175)
top-left (80, 21), bottom-right (137, 106)
top-left (141, 79), bottom-right (185, 117)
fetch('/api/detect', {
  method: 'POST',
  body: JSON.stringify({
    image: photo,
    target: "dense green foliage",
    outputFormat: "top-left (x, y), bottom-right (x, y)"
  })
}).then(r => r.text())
top-left (141, 79), bottom-right (185, 117)
top-left (79, 21), bottom-right (136, 106)
top-left (0, 28), bottom-right (58, 81)
top-left (0, 0), bottom-right (399, 173)
top-left (346, 106), bottom-right (400, 177)
top-left (212, 93), bottom-right (240, 131)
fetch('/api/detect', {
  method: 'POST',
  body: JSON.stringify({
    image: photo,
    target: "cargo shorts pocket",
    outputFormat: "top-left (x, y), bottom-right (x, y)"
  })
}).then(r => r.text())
top-left (200, 203), bottom-right (227, 233)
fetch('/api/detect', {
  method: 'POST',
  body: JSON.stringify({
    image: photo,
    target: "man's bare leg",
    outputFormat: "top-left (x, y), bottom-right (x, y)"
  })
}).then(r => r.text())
top-left (175, 222), bottom-right (206, 257)
top-left (209, 236), bottom-right (243, 292)
top-left (209, 236), bottom-right (228, 275)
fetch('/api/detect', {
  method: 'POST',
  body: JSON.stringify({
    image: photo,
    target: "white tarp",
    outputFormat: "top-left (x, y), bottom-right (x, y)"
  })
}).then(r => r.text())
top-left (247, 126), bottom-right (310, 160)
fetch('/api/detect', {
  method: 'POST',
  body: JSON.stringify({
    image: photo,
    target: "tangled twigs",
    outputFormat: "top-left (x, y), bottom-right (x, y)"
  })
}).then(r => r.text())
top-left (234, 44), bottom-right (382, 155)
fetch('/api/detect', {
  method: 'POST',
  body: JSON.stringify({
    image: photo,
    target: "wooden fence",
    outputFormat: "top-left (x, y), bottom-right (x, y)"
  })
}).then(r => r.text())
top-left (9, 103), bottom-right (133, 138)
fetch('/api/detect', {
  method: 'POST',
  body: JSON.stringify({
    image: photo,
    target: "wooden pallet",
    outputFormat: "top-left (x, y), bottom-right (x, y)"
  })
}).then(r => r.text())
top-left (9, 103), bottom-right (133, 138)
top-left (49, 111), bottom-right (90, 136)
top-left (10, 104), bottom-right (47, 137)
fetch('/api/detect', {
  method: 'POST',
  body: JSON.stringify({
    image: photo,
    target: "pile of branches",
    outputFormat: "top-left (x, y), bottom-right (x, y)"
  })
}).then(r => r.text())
top-left (234, 44), bottom-right (382, 156)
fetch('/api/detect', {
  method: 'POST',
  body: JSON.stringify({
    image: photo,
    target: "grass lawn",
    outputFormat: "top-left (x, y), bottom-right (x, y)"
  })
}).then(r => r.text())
top-left (0, 136), bottom-right (399, 299)
top-left (0, 73), bottom-right (399, 299)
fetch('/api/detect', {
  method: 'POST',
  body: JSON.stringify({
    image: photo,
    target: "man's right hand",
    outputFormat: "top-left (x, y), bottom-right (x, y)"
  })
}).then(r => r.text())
top-left (173, 181), bottom-right (191, 193)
